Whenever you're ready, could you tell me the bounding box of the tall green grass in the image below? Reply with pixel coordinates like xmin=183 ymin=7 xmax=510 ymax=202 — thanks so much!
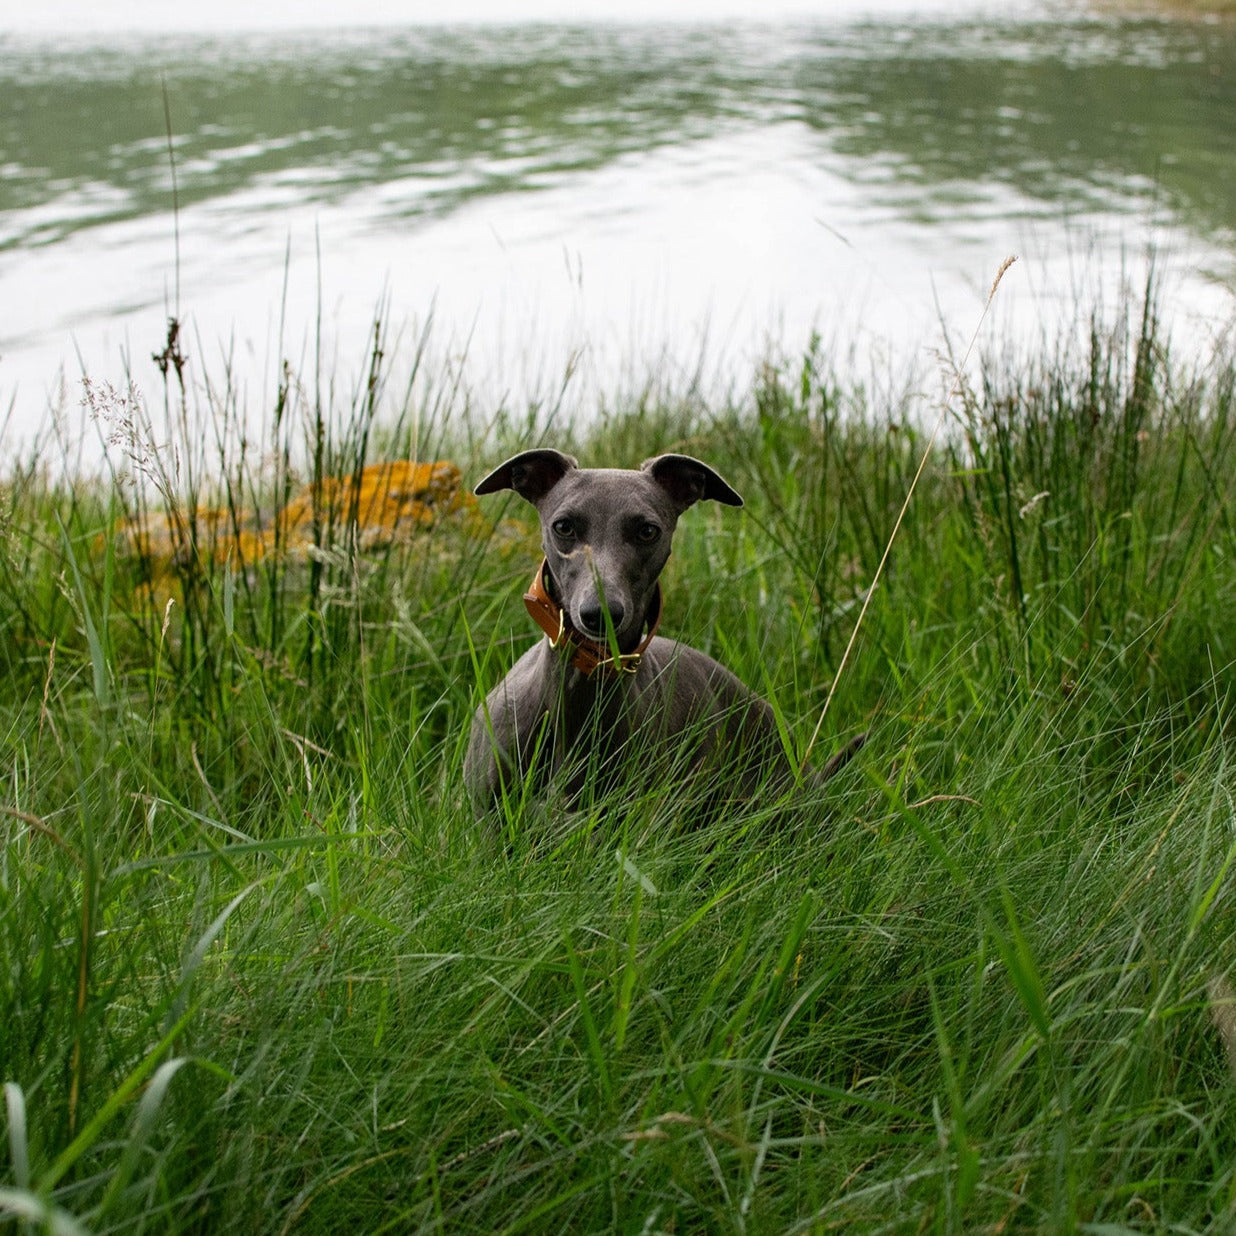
xmin=1 ymin=287 xmax=1233 ymax=1233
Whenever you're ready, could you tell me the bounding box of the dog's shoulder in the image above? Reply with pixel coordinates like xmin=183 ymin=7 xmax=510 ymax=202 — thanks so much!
xmin=639 ymin=636 xmax=769 ymax=711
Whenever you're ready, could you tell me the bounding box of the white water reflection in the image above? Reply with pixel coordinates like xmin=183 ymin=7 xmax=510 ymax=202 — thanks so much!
xmin=10 ymin=0 xmax=1046 ymax=34
xmin=2 ymin=9 xmax=1234 ymax=460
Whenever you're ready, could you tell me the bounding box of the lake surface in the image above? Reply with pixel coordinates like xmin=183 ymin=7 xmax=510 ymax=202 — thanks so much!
xmin=2 ymin=3 xmax=1235 ymax=454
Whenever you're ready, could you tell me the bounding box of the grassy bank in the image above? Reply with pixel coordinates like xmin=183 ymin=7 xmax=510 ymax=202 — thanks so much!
xmin=1103 ymin=1 xmax=1236 ymax=15
xmin=1 ymin=290 xmax=1234 ymax=1233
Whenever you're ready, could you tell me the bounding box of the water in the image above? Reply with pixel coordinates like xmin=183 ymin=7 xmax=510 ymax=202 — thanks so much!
xmin=2 ymin=5 xmax=1235 ymax=452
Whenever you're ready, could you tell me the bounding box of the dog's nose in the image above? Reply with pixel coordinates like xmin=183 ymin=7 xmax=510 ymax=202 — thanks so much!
xmin=578 ymin=600 xmax=624 ymax=638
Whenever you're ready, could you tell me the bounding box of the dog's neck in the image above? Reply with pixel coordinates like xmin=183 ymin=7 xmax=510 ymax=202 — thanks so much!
xmin=522 ymin=558 xmax=662 ymax=677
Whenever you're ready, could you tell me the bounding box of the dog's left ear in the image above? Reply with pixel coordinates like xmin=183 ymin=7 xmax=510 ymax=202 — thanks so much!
xmin=475 ymin=449 xmax=578 ymax=504
xmin=642 ymin=454 xmax=744 ymax=510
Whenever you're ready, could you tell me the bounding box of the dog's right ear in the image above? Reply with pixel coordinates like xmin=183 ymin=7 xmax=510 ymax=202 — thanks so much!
xmin=474 ymin=449 xmax=578 ymax=504
xmin=642 ymin=454 xmax=744 ymax=510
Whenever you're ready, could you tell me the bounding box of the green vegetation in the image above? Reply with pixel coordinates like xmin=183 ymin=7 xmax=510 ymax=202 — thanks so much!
xmin=1120 ymin=1 xmax=1236 ymax=15
xmin=1 ymin=288 xmax=1234 ymax=1233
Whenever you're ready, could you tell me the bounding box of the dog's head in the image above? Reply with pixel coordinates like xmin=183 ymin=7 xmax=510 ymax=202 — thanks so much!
xmin=475 ymin=450 xmax=742 ymax=651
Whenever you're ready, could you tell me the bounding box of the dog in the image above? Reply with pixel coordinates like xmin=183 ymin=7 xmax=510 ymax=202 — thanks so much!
xmin=464 ymin=449 xmax=862 ymax=814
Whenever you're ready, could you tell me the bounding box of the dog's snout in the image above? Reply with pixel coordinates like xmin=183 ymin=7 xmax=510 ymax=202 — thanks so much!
xmin=578 ymin=599 xmax=625 ymax=638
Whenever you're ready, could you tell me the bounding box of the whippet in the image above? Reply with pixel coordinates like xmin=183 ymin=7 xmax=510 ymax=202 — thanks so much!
xmin=464 ymin=449 xmax=862 ymax=814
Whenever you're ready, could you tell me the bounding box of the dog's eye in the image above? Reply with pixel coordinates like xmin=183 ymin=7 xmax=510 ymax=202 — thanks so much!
xmin=551 ymin=518 xmax=576 ymax=539
xmin=635 ymin=522 xmax=661 ymax=544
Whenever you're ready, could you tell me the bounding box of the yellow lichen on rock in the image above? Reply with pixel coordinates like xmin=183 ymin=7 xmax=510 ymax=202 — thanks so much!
xmin=282 ymin=460 xmax=475 ymax=552
xmin=115 ymin=460 xmax=479 ymax=582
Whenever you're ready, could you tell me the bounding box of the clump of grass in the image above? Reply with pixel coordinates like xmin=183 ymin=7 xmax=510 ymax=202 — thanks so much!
xmin=0 ymin=280 xmax=1233 ymax=1232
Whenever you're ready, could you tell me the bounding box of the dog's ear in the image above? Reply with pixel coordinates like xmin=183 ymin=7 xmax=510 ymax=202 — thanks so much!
xmin=642 ymin=454 xmax=743 ymax=510
xmin=475 ymin=449 xmax=578 ymax=504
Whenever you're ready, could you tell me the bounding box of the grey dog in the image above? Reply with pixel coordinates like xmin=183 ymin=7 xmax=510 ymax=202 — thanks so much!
xmin=464 ymin=449 xmax=862 ymax=814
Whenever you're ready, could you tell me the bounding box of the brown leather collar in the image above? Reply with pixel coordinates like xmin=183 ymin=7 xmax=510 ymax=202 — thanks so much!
xmin=523 ymin=558 xmax=662 ymax=676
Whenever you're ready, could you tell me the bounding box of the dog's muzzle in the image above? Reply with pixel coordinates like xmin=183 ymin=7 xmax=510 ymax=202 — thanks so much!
xmin=522 ymin=558 xmax=662 ymax=676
